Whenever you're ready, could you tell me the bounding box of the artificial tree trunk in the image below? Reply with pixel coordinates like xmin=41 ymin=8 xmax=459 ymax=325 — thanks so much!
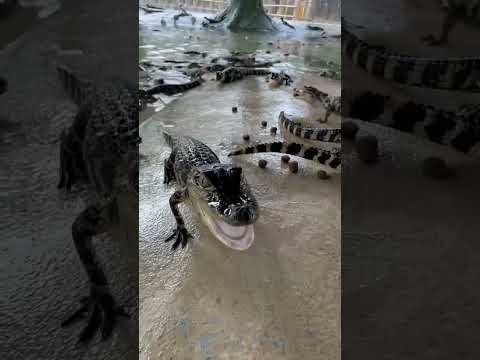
xmin=207 ymin=0 xmax=277 ymax=32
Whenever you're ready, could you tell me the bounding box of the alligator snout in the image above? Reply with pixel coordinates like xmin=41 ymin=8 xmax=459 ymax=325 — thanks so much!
xmin=224 ymin=204 xmax=257 ymax=225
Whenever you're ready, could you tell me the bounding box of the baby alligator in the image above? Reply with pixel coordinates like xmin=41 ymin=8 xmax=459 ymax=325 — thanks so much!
xmin=140 ymin=75 xmax=204 ymax=96
xmin=163 ymin=133 xmax=259 ymax=250
xmin=279 ymin=111 xmax=341 ymax=143
xmin=216 ymin=67 xmax=271 ymax=83
xmin=293 ymin=86 xmax=341 ymax=123
xmin=228 ymin=140 xmax=341 ymax=169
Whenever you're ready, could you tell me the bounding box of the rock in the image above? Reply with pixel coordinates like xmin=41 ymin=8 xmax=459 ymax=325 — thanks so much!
xmin=242 ymin=134 xmax=250 ymax=141
xmin=422 ymin=157 xmax=452 ymax=179
xmin=289 ymin=161 xmax=299 ymax=173
xmin=355 ymin=135 xmax=378 ymax=163
xmin=270 ymin=126 xmax=277 ymax=134
xmin=317 ymin=170 xmax=330 ymax=180
xmin=342 ymin=121 xmax=359 ymax=139
xmin=281 ymin=155 xmax=290 ymax=163
xmin=232 ymin=107 xmax=238 ymax=113
xmin=261 ymin=120 xmax=268 ymax=127
xmin=258 ymin=159 xmax=268 ymax=168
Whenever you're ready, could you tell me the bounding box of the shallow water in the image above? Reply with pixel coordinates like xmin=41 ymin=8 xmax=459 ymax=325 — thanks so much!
xmin=139 ymin=10 xmax=341 ymax=360
xmin=139 ymin=9 xmax=341 ymax=114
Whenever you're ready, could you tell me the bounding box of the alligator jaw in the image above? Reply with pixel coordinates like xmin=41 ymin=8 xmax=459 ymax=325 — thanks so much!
xmin=192 ymin=194 xmax=255 ymax=251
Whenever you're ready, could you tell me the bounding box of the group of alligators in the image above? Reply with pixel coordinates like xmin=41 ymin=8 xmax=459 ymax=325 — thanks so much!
xmin=56 ymin=3 xmax=480 ymax=343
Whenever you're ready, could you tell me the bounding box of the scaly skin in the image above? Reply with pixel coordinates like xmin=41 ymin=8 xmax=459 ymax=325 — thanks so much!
xmin=279 ymin=111 xmax=341 ymax=143
xmin=140 ymin=75 xmax=204 ymax=96
xmin=342 ymin=19 xmax=480 ymax=91
xmin=343 ymin=89 xmax=480 ymax=154
xmin=163 ymin=133 xmax=259 ymax=250
xmin=228 ymin=140 xmax=341 ymax=169
xmin=57 ymin=64 xmax=139 ymax=343
xmin=216 ymin=67 xmax=272 ymax=83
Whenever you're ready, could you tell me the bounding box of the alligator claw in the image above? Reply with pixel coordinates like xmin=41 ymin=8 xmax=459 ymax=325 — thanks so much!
xmin=61 ymin=286 xmax=128 ymax=343
xmin=165 ymin=227 xmax=192 ymax=250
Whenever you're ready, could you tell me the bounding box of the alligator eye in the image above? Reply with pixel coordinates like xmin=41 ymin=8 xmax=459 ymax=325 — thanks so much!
xmin=224 ymin=208 xmax=232 ymax=216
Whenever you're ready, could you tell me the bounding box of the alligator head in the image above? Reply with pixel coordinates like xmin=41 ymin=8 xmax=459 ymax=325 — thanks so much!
xmin=187 ymin=163 xmax=259 ymax=250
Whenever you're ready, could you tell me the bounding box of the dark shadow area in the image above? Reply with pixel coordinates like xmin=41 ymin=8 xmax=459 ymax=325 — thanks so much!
xmin=342 ymin=0 xmax=480 ymax=359
xmin=1 ymin=1 xmax=138 ymax=359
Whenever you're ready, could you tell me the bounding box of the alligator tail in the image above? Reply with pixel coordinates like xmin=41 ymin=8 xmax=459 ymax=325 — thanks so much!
xmin=56 ymin=64 xmax=92 ymax=105
xmin=228 ymin=141 xmax=341 ymax=169
xmin=279 ymin=111 xmax=341 ymax=143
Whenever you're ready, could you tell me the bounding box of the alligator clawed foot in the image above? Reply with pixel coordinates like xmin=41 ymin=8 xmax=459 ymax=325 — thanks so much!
xmin=165 ymin=227 xmax=192 ymax=250
xmin=61 ymin=285 xmax=128 ymax=343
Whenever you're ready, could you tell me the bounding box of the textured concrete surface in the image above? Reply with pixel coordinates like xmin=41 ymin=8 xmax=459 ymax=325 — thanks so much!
xmin=139 ymin=12 xmax=341 ymax=360
xmin=342 ymin=1 xmax=480 ymax=359
xmin=1 ymin=1 xmax=138 ymax=359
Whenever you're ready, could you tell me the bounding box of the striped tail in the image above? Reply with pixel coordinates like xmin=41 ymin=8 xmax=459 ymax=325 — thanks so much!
xmin=228 ymin=141 xmax=341 ymax=169
xmin=342 ymin=21 xmax=480 ymax=91
xmin=56 ymin=64 xmax=93 ymax=105
xmin=279 ymin=111 xmax=341 ymax=143
xmin=344 ymin=90 xmax=480 ymax=154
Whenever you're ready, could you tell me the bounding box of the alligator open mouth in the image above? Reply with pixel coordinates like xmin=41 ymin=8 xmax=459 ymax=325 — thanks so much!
xmin=193 ymin=197 xmax=255 ymax=251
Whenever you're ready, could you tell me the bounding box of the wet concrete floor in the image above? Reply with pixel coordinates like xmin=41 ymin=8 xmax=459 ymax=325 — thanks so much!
xmin=139 ymin=10 xmax=341 ymax=360
xmin=343 ymin=0 xmax=480 ymax=358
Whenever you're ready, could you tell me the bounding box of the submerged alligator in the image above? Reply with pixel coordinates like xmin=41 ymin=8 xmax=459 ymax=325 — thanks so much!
xmin=216 ymin=67 xmax=272 ymax=83
xmin=343 ymin=89 xmax=480 ymax=155
xmin=163 ymin=133 xmax=259 ymax=251
xmin=140 ymin=74 xmax=204 ymax=96
xmin=57 ymin=65 xmax=139 ymax=342
xmin=342 ymin=19 xmax=480 ymax=91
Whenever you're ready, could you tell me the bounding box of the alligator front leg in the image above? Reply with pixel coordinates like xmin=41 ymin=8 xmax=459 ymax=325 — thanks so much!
xmin=61 ymin=205 xmax=127 ymax=343
xmin=165 ymin=189 xmax=192 ymax=250
xmin=422 ymin=11 xmax=457 ymax=46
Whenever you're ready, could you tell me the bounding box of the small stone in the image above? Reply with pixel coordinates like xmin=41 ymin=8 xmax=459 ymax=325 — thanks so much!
xmin=261 ymin=120 xmax=268 ymax=127
xmin=289 ymin=161 xmax=299 ymax=173
xmin=422 ymin=157 xmax=452 ymax=179
xmin=342 ymin=121 xmax=359 ymax=139
xmin=242 ymin=134 xmax=250 ymax=141
xmin=232 ymin=106 xmax=238 ymax=113
xmin=355 ymin=135 xmax=378 ymax=163
xmin=258 ymin=159 xmax=268 ymax=168
xmin=270 ymin=126 xmax=277 ymax=134
xmin=317 ymin=170 xmax=330 ymax=180
xmin=281 ymin=155 xmax=290 ymax=163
